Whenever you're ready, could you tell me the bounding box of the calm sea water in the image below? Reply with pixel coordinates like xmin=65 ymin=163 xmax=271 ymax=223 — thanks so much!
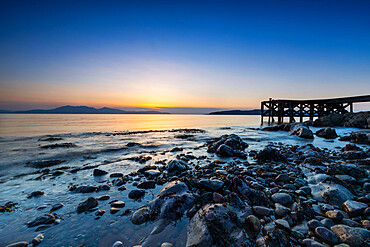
xmin=0 ymin=114 xmax=262 ymax=137
xmin=0 ymin=114 xmax=367 ymax=246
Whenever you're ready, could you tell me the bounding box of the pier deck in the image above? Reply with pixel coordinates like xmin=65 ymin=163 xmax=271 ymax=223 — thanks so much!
xmin=261 ymin=95 xmax=370 ymax=124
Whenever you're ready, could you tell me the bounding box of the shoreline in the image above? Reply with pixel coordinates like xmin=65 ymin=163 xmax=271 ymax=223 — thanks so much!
xmin=0 ymin=122 xmax=369 ymax=247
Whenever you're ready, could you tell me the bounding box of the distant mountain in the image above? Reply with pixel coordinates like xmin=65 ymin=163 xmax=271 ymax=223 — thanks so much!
xmin=208 ymin=109 xmax=261 ymax=115
xmin=0 ymin=105 xmax=170 ymax=114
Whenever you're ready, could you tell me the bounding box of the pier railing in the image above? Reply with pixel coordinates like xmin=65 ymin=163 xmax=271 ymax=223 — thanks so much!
xmin=261 ymin=95 xmax=370 ymax=124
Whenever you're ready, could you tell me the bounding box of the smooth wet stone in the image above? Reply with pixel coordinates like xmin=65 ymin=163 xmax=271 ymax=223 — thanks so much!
xmin=95 ymin=210 xmax=105 ymax=217
xmin=161 ymin=243 xmax=173 ymax=247
xmin=307 ymin=219 xmax=324 ymax=230
xmin=253 ymin=206 xmax=272 ymax=216
xmin=27 ymin=213 xmax=55 ymax=227
xmin=93 ymin=168 xmax=108 ymax=176
xmin=342 ymin=218 xmax=361 ymax=227
xmin=111 ymin=201 xmax=125 ymax=208
xmin=315 ymin=227 xmax=339 ymax=245
xmin=112 ymin=178 xmax=125 ymax=187
xmin=244 ymin=215 xmax=261 ymax=236
xmin=110 ymin=207 xmax=121 ymax=214
xmin=199 ymin=179 xmax=224 ymax=191
xmin=342 ymin=200 xmax=367 ymax=217
xmin=321 ymin=218 xmax=335 ymax=229
xmin=112 ymin=241 xmax=123 ymax=247
xmin=271 ymin=193 xmax=292 ymax=205
xmin=315 ymin=127 xmax=338 ymax=139
xmin=292 ymin=126 xmax=314 ymax=139
xmin=97 ymin=185 xmax=110 ymax=191
xmin=5 ymin=242 xmax=29 ymax=247
xmin=137 ymin=180 xmax=156 ymax=189
xmin=302 ymin=239 xmax=326 ymax=247
xmin=97 ymin=195 xmax=110 ymax=200
xmin=51 ymin=203 xmax=63 ymax=211
xmin=27 ymin=191 xmax=44 ymax=198
xmin=145 ymin=169 xmax=161 ymax=176
xmin=131 ymin=207 xmax=150 ymax=225
xmin=276 ymin=174 xmax=290 ymax=182
xmin=31 ymin=234 xmax=44 ymax=246
xmin=363 ymin=183 xmax=370 ymax=192
xmin=166 ymin=160 xmax=187 ymax=173
xmin=128 ymin=189 xmax=145 ymax=199
xmin=325 ymin=211 xmax=344 ymax=222
xmin=77 ymin=197 xmax=98 ymax=213
xmin=275 ymin=203 xmax=291 ymax=218
xmin=300 ymin=186 xmax=311 ymax=195
xmin=275 ymin=219 xmax=290 ymax=230
xmin=110 ymin=173 xmax=123 ymax=178
xmin=331 ymin=224 xmax=370 ymax=247
xmin=75 ymin=185 xmax=97 ymax=193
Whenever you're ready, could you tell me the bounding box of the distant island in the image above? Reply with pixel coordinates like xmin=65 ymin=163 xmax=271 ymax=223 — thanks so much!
xmin=208 ymin=109 xmax=261 ymax=115
xmin=0 ymin=105 xmax=170 ymax=114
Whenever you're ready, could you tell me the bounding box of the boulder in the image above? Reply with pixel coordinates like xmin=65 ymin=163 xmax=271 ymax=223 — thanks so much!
xmin=76 ymin=197 xmax=98 ymax=213
xmin=315 ymin=127 xmax=338 ymax=139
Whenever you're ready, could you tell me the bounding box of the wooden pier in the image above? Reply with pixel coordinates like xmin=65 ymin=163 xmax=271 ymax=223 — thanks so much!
xmin=261 ymin=95 xmax=370 ymax=124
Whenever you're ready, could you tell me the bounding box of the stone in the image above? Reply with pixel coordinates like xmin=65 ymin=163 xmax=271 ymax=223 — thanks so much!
xmin=95 ymin=210 xmax=105 ymax=217
xmin=307 ymin=219 xmax=324 ymax=230
xmin=111 ymin=201 xmax=125 ymax=208
xmin=199 ymin=179 xmax=224 ymax=191
xmin=51 ymin=203 xmax=63 ymax=211
xmin=97 ymin=185 xmax=110 ymax=191
xmin=275 ymin=203 xmax=291 ymax=218
xmin=97 ymin=195 xmax=110 ymax=200
xmin=137 ymin=180 xmax=156 ymax=189
xmin=363 ymin=182 xmax=370 ymax=192
xmin=292 ymin=127 xmax=314 ymax=139
xmin=315 ymin=128 xmax=338 ymax=139
xmin=302 ymin=239 xmax=326 ymax=247
xmin=112 ymin=241 xmax=123 ymax=247
xmin=275 ymin=219 xmax=290 ymax=230
xmin=31 ymin=234 xmax=44 ymax=246
xmin=128 ymin=189 xmax=145 ymax=199
xmin=253 ymin=206 xmax=272 ymax=217
xmin=131 ymin=207 xmax=150 ymax=225
xmin=212 ymin=192 xmax=224 ymax=203
xmin=244 ymin=215 xmax=261 ymax=236
xmin=271 ymin=193 xmax=292 ymax=205
xmin=321 ymin=218 xmax=335 ymax=229
xmin=145 ymin=169 xmax=161 ymax=176
xmin=27 ymin=214 xmax=55 ymax=227
xmin=331 ymin=224 xmax=370 ymax=247
xmin=276 ymin=174 xmax=290 ymax=182
xmin=342 ymin=200 xmax=367 ymax=217
xmin=315 ymin=227 xmax=339 ymax=245
xmin=161 ymin=243 xmax=173 ymax=247
xmin=27 ymin=191 xmax=44 ymax=198
xmin=325 ymin=211 xmax=344 ymax=222
xmin=110 ymin=207 xmax=121 ymax=214
xmin=93 ymin=168 xmax=108 ymax=176
xmin=5 ymin=242 xmax=29 ymax=247
xmin=77 ymin=197 xmax=98 ymax=213
xmin=166 ymin=160 xmax=187 ymax=173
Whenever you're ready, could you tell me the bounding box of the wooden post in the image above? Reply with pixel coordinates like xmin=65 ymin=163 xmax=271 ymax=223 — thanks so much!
xmin=309 ymin=103 xmax=314 ymax=121
xmin=350 ymin=103 xmax=353 ymax=113
xmin=289 ymin=102 xmax=294 ymax=123
xmin=260 ymin=102 xmax=264 ymax=123
xmin=299 ymin=103 xmax=303 ymax=122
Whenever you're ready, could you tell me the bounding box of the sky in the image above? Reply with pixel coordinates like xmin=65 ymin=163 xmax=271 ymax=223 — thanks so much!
xmin=0 ymin=0 xmax=369 ymax=113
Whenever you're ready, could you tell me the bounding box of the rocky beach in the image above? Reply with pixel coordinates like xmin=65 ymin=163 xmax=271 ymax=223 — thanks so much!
xmin=0 ymin=113 xmax=369 ymax=247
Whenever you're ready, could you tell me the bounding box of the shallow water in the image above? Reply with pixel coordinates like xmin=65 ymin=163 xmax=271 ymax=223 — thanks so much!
xmin=0 ymin=114 xmax=368 ymax=246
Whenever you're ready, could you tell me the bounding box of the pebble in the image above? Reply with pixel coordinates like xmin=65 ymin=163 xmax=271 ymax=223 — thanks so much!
xmin=51 ymin=203 xmax=64 ymax=211
xmin=111 ymin=201 xmax=125 ymax=208
xmin=93 ymin=168 xmax=108 ymax=176
xmin=31 ymin=234 xmax=44 ymax=246
xmin=253 ymin=206 xmax=272 ymax=216
xmin=307 ymin=219 xmax=324 ymax=230
xmin=128 ymin=189 xmax=145 ymax=199
xmin=97 ymin=195 xmax=110 ymax=200
xmin=314 ymin=227 xmax=339 ymax=245
xmin=137 ymin=180 xmax=156 ymax=189
xmin=342 ymin=200 xmax=367 ymax=217
xmin=4 ymin=242 xmax=29 ymax=247
xmin=112 ymin=241 xmax=123 ymax=247
xmin=199 ymin=179 xmax=224 ymax=191
xmin=275 ymin=219 xmax=290 ymax=230
xmin=331 ymin=224 xmax=370 ymax=247
xmin=302 ymin=238 xmax=326 ymax=247
xmin=325 ymin=211 xmax=344 ymax=222
xmin=77 ymin=197 xmax=98 ymax=213
xmin=244 ymin=215 xmax=261 ymax=235
xmin=161 ymin=243 xmax=173 ymax=247
xmin=271 ymin=192 xmax=292 ymax=205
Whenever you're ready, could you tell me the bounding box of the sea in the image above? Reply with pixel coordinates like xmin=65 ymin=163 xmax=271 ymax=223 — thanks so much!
xmin=0 ymin=114 xmax=368 ymax=246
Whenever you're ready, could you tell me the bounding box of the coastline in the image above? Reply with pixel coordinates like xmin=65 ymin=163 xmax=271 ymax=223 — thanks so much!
xmin=0 ymin=115 xmax=369 ymax=247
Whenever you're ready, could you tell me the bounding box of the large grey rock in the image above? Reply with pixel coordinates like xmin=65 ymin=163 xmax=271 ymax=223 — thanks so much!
xmin=199 ymin=179 xmax=224 ymax=191
xmin=342 ymin=200 xmax=367 ymax=217
xmin=166 ymin=160 xmax=187 ymax=173
xmin=76 ymin=197 xmax=98 ymax=213
xmin=315 ymin=127 xmax=338 ymax=139
xmin=271 ymin=193 xmax=292 ymax=205
xmin=291 ymin=126 xmax=314 ymax=139
xmin=186 ymin=204 xmax=248 ymax=247
xmin=331 ymin=224 xmax=370 ymax=247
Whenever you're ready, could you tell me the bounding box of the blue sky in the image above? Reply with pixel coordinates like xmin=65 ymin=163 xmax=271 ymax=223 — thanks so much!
xmin=0 ymin=0 xmax=369 ymax=113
